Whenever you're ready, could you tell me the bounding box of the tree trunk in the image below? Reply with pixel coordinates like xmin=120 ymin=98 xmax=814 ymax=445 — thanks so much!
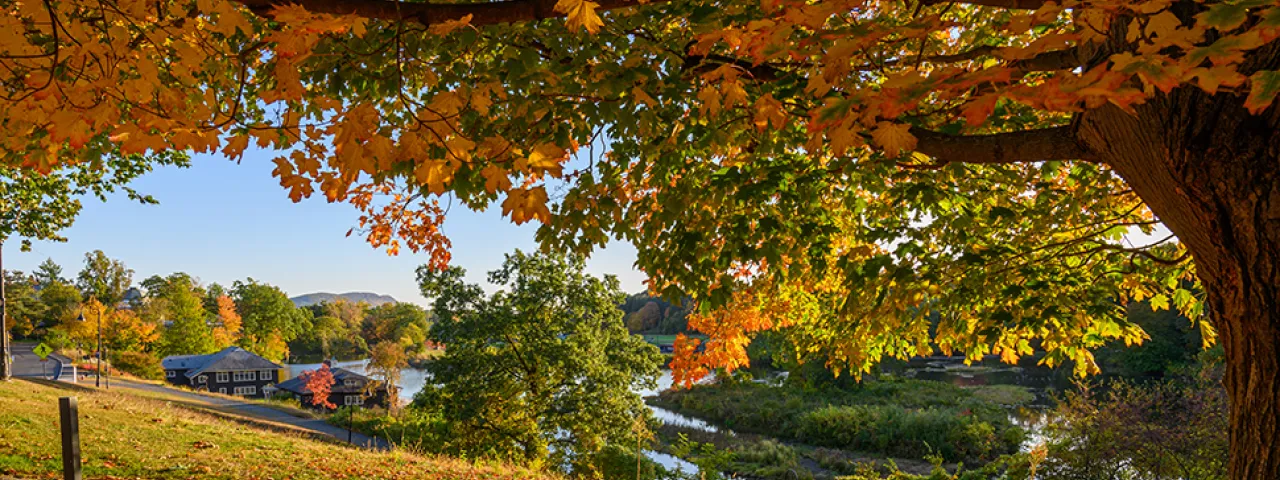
xmin=1076 ymin=65 xmax=1280 ymax=478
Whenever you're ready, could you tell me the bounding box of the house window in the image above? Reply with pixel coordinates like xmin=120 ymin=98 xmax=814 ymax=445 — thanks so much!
xmin=344 ymin=379 xmax=360 ymax=388
xmin=344 ymin=395 xmax=362 ymax=406
xmin=233 ymin=371 xmax=256 ymax=382
xmin=219 ymin=388 xmax=227 ymax=394
xmin=198 ymin=375 xmax=207 ymax=384
xmin=216 ymin=372 xmax=229 ymax=383
xmin=260 ymin=370 xmax=274 ymax=381
xmin=233 ymin=386 xmax=257 ymax=396
xmin=166 ymin=371 xmax=175 ymax=378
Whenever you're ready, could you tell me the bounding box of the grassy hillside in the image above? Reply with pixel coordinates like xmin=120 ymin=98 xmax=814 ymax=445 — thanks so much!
xmin=0 ymin=380 xmax=550 ymax=480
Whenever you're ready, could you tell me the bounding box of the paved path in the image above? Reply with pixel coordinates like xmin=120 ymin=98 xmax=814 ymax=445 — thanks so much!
xmin=110 ymin=379 xmax=390 ymax=450
xmin=10 ymin=343 xmax=388 ymax=450
xmin=9 ymin=342 xmax=61 ymax=378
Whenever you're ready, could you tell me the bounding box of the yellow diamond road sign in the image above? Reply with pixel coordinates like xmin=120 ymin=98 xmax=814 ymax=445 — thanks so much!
xmin=33 ymin=343 xmax=53 ymax=360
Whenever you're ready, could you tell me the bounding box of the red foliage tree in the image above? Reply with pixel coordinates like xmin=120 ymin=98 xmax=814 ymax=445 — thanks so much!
xmin=301 ymin=363 xmax=336 ymax=409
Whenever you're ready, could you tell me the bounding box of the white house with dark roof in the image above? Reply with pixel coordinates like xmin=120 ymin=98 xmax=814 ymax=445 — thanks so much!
xmin=161 ymin=347 xmax=282 ymax=398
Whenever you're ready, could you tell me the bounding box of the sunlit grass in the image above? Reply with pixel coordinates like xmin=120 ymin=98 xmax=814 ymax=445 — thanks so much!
xmin=0 ymin=379 xmax=553 ymax=479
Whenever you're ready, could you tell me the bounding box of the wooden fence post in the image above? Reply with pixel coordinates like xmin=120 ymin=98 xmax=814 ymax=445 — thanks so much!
xmin=59 ymin=397 xmax=81 ymax=480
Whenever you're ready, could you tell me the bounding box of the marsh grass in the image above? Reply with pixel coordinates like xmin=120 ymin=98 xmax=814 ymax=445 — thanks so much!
xmin=649 ymin=378 xmax=1027 ymax=463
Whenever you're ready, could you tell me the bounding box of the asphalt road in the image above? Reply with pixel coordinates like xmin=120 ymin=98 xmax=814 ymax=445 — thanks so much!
xmin=8 ymin=342 xmax=388 ymax=450
xmin=9 ymin=342 xmax=62 ymax=378
xmin=110 ymin=378 xmax=390 ymax=450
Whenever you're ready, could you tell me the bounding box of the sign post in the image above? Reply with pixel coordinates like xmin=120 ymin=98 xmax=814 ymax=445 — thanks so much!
xmin=59 ymin=397 xmax=82 ymax=480
xmin=34 ymin=343 xmax=53 ymax=380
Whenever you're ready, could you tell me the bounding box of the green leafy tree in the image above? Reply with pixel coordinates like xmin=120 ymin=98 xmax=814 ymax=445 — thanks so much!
xmin=141 ymin=273 xmax=206 ymax=301
xmin=367 ymin=340 xmax=407 ymax=411
xmin=414 ymin=251 xmax=661 ymax=474
xmin=231 ymin=279 xmax=310 ymax=355
xmin=38 ymin=281 xmax=82 ymax=332
xmin=76 ymin=250 xmax=134 ymax=307
xmin=1 ymin=153 xmax=186 ymax=379
xmin=361 ymin=302 xmax=430 ymax=352
xmin=157 ymin=280 xmax=217 ymax=357
xmin=1 ymin=271 xmax=42 ymax=339
xmin=33 ymin=259 xmax=64 ymax=289
xmin=203 ymin=282 xmax=228 ymax=317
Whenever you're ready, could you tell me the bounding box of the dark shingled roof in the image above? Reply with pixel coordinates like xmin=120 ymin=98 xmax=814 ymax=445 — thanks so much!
xmin=161 ymin=347 xmax=282 ymax=378
xmin=275 ymin=366 xmax=378 ymax=395
xmin=160 ymin=354 xmax=202 ymax=370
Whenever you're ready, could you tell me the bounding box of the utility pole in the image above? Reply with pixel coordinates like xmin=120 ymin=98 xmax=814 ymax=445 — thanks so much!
xmin=95 ymin=299 xmax=102 ymax=389
xmin=1 ymin=241 xmax=10 ymax=381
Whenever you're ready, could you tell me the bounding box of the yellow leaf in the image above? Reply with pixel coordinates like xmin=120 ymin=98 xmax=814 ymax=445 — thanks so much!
xmin=1183 ymin=66 xmax=1246 ymax=95
xmin=414 ymin=160 xmax=454 ymax=195
xmin=501 ymin=186 xmax=552 ymax=224
xmin=350 ymin=17 xmax=368 ymax=37
xmin=1144 ymin=11 xmax=1182 ymax=39
xmin=554 ymin=0 xmax=605 ymax=34
xmin=828 ymin=122 xmax=864 ymax=156
xmin=480 ymin=164 xmax=513 ymax=194
xmin=753 ymin=94 xmax=787 ymax=131
xmin=697 ymin=85 xmax=722 ymax=117
xmin=222 ymin=134 xmax=250 ymax=160
xmin=527 ymin=143 xmax=567 ymax=175
xmin=632 ymin=86 xmax=657 ymax=107
xmin=429 ymin=14 xmax=473 ymax=35
xmin=870 ymin=122 xmax=917 ymax=158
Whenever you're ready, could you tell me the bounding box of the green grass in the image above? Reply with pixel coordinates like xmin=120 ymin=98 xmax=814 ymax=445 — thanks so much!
xmin=0 ymin=379 xmax=553 ymax=480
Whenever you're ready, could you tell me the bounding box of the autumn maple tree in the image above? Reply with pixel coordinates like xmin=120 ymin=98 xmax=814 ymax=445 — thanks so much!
xmin=211 ymin=295 xmax=243 ymax=348
xmin=301 ymin=362 xmax=336 ymax=409
xmin=4 ymin=0 xmax=1280 ymax=475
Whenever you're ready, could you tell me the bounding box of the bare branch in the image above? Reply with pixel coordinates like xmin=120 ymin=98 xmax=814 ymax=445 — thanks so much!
xmin=234 ymin=0 xmax=666 ymax=26
xmin=911 ymin=125 xmax=1097 ymax=165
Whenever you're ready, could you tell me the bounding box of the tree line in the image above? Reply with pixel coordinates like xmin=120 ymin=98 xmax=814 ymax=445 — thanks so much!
xmin=2 ymin=250 xmax=433 ymax=378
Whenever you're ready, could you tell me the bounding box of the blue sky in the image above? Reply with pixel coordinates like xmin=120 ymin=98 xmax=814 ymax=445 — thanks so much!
xmin=5 ymin=149 xmax=647 ymax=305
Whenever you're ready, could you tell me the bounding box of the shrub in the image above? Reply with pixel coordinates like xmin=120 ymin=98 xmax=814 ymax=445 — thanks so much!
xmin=42 ymin=328 xmax=73 ymax=352
xmin=1038 ymin=372 xmax=1227 ymax=480
xmin=795 ymin=405 xmax=1014 ymax=463
xmin=591 ymin=444 xmax=693 ymax=480
xmin=111 ymin=351 xmax=163 ymax=380
xmin=332 ymin=407 xmax=449 ymax=454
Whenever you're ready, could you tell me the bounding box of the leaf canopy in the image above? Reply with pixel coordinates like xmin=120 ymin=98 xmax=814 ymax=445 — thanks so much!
xmin=3 ymin=0 xmax=1272 ymax=375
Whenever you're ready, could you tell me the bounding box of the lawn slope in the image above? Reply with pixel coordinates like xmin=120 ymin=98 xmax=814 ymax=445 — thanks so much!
xmin=0 ymin=380 xmax=551 ymax=480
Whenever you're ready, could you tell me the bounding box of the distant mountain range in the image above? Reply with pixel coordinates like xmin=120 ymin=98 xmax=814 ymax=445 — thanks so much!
xmin=290 ymin=292 xmax=398 ymax=307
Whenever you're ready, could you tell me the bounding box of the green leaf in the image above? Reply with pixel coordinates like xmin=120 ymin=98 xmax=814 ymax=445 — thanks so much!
xmin=1246 ymin=70 xmax=1280 ymax=114
xmin=1149 ymin=293 xmax=1170 ymax=311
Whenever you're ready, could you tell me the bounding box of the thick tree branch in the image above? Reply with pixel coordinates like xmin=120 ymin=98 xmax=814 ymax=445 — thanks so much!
xmin=234 ymin=0 xmax=665 ymax=26
xmin=1011 ymin=47 xmax=1086 ymax=71
xmin=911 ymin=125 xmax=1097 ymax=165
